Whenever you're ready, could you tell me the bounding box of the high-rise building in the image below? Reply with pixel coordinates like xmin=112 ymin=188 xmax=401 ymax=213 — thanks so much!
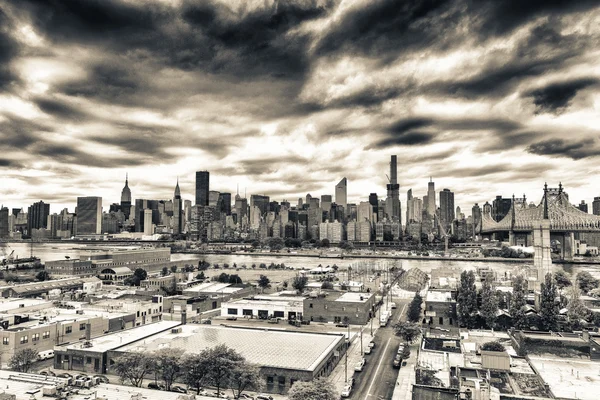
xmin=577 ymin=200 xmax=588 ymax=213
xmin=492 ymin=196 xmax=512 ymax=222
xmin=208 ymin=190 xmax=220 ymax=207
xmin=0 ymin=207 xmax=9 ymax=238
xmin=195 ymin=171 xmax=210 ymax=206
xmin=143 ymin=209 xmax=153 ymax=235
xmin=593 ymin=197 xmax=600 ymax=216
xmin=357 ymin=201 xmax=373 ymax=223
xmin=321 ymin=195 xmax=332 ymax=215
xmin=439 ymin=188 xmax=455 ymax=229
xmin=426 ymin=178 xmax=436 ymax=216
xmin=368 ymin=193 xmax=378 ymax=221
xmin=173 ymin=179 xmax=183 ymax=235
xmin=472 ymin=203 xmax=482 ymax=238
xmin=76 ymin=197 xmax=102 ymax=235
xmin=407 ymin=194 xmax=423 ymax=223
xmin=27 ymin=200 xmax=50 ymax=233
xmin=335 ymin=178 xmax=347 ymax=209
xmin=120 ymin=174 xmax=132 ymax=220
xmin=385 ymin=155 xmax=401 ymax=223
xmin=219 ymin=193 xmax=232 ymax=215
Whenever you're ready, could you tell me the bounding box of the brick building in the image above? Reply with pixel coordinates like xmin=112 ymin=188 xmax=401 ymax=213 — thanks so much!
xmin=424 ymin=290 xmax=458 ymax=328
xmin=303 ymin=291 xmax=375 ymax=325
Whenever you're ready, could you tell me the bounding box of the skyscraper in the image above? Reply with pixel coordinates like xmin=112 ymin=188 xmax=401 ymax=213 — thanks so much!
xmin=369 ymin=193 xmax=378 ymax=221
xmin=173 ymin=179 xmax=183 ymax=235
xmin=27 ymin=200 xmax=50 ymax=233
xmin=439 ymin=188 xmax=455 ymax=229
xmin=385 ymin=155 xmax=401 ymax=223
xmin=577 ymin=200 xmax=588 ymax=213
xmin=219 ymin=193 xmax=232 ymax=215
xmin=0 ymin=207 xmax=9 ymax=238
xmin=472 ymin=203 xmax=482 ymax=237
xmin=593 ymin=197 xmax=600 ymax=216
xmin=426 ymin=177 xmax=436 ymax=216
xmin=335 ymin=178 xmax=347 ymax=209
xmin=195 ymin=171 xmax=209 ymax=206
xmin=120 ymin=174 xmax=132 ymax=220
xmin=321 ymin=195 xmax=332 ymax=215
xmin=76 ymin=197 xmax=102 ymax=235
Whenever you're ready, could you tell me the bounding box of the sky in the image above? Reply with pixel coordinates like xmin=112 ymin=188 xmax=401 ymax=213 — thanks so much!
xmin=1 ymin=0 xmax=599 ymax=215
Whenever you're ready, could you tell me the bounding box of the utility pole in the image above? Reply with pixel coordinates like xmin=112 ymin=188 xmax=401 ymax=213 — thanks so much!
xmin=345 ymin=324 xmax=349 ymax=383
xmin=360 ymin=326 xmax=363 ymax=355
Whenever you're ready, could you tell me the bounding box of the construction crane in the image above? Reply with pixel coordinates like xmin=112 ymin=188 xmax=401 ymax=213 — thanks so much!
xmin=1 ymin=246 xmax=14 ymax=265
xmin=435 ymin=210 xmax=449 ymax=256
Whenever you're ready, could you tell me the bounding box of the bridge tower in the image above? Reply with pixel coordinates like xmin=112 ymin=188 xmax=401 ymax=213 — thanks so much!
xmin=508 ymin=194 xmax=516 ymax=246
xmin=533 ymin=183 xmax=552 ymax=291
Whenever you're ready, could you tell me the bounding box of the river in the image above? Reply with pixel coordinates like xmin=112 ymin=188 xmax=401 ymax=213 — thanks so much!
xmin=3 ymin=241 xmax=598 ymax=280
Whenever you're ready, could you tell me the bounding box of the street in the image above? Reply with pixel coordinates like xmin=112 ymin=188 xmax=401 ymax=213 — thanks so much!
xmin=348 ymin=300 xmax=408 ymax=400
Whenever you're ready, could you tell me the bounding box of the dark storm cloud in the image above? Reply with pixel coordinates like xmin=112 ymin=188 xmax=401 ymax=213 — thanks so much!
xmin=34 ymin=96 xmax=90 ymax=121
xmin=0 ymin=159 xmax=23 ymax=168
xmin=0 ymin=116 xmax=49 ymax=148
xmin=369 ymin=132 xmax=434 ymax=149
xmin=0 ymin=8 xmax=20 ymax=90
xmin=525 ymin=78 xmax=599 ymax=115
xmin=527 ymin=139 xmax=600 ymax=160
xmin=237 ymin=156 xmax=308 ymax=176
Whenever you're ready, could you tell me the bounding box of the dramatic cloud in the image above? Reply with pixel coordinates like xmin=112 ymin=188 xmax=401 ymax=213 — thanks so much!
xmin=0 ymin=0 xmax=599 ymax=212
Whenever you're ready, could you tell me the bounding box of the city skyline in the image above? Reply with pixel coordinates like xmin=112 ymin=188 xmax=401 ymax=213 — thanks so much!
xmin=1 ymin=1 xmax=599 ymax=212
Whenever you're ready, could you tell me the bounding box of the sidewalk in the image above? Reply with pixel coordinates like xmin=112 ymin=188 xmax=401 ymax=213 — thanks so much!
xmin=391 ymin=336 xmax=420 ymax=400
xmin=329 ymin=319 xmax=380 ymax=393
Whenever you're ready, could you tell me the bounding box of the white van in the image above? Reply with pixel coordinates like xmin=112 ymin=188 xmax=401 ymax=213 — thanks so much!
xmin=37 ymin=350 xmax=54 ymax=361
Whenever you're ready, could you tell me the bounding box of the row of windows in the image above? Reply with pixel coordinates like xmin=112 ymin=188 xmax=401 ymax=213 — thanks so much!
xmin=3 ymin=330 xmax=52 ymax=345
xmin=308 ymin=303 xmax=360 ymax=312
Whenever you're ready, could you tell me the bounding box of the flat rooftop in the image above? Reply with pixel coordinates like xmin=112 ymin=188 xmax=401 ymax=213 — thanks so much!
xmin=119 ymin=324 xmax=345 ymax=372
xmin=58 ymin=320 xmax=180 ymax=353
xmin=528 ymin=356 xmax=600 ymax=400
xmin=426 ymin=291 xmax=455 ymax=302
xmin=334 ymin=292 xmax=372 ymax=303
xmin=0 ymin=298 xmax=51 ymax=313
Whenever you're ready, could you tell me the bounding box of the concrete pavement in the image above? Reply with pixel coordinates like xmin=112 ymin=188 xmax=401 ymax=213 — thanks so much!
xmin=391 ymin=337 xmax=420 ymax=400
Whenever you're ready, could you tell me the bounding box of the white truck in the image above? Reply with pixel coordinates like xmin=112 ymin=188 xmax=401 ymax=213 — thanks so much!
xmin=380 ymin=310 xmax=390 ymax=327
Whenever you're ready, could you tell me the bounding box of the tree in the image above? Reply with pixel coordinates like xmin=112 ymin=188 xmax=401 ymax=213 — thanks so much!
xmin=198 ymin=261 xmax=210 ymax=271
xmin=417 ymin=368 xmax=444 ymax=387
xmin=123 ymin=276 xmax=141 ymax=286
xmin=554 ymin=271 xmax=572 ymax=290
xmin=133 ymin=268 xmax=148 ymax=281
xmin=229 ymin=362 xmax=263 ymax=399
xmin=510 ymin=275 xmax=528 ymax=329
xmin=196 ymin=271 xmax=205 ymax=280
xmin=205 ymin=345 xmax=244 ymax=397
xmin=577 ymin=271 xmax=599 ymax=293
xmin=567 ymin=284 xmax=589 ymax=328
xmin=257 ymin=275 xmax=271 ymax=293
xmin=480 ymin=276 xmax=499 ymax=329
xmin=170 ymin=265 xmax=178 ymax=273
xmin=288 ymin=378 xmax=337 ymax=400
xmin=320 ymin=238 xmax=330 ymax=248
xmin=401 ymin=346 xmax=411 ymax=360
xmin=321 ymin=281 xmax=334 ymax=289
xmin=8 ymin=348 xmax=38 ymax=372
xmin=539 ymin=273 xmax=559 ymax=331
xmin=161 ymin=266 xmax=169 ymax=276
xmin=182 ymin=352 xmax=210 ymax=394
xmin=114 ymin=352 xmax=154 ymax=387
xmin=36 ymin=270 xmax=51 ymax=281
xmin=217 ymin=273 xmax=230 ymax=283
xmin=407 ymin=293 xmax=423 ymax=323
xmin=394 ymin=321 xmax=421 ymax=343
xmin=457 ymin=270 xmax=478 ymax=328
xmin=480 ymin=341 xmax=506 ymax=352
xmin=292 ymin=275 xmax=309 ymax=292
xmin=228 ymin=274 xmax=242 ymax=284
xmin=153 ymin=348 xmax=184 ymax=391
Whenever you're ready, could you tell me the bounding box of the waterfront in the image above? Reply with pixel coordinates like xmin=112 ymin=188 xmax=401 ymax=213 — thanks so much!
xmin=4 ymin=241 xmax=600 ymax=280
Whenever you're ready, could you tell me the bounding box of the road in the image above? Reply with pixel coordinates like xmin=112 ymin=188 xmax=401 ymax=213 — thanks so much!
xmin=349 ymin=300 xmax=408 ymax=400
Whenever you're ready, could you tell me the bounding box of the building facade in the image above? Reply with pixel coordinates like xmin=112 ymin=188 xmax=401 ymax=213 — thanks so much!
xmin=76 ymin=197 xmax=102 ymax=235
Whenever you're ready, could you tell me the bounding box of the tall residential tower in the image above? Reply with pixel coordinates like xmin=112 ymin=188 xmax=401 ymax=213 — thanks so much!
xmin=385 ymin=155 xmax=401 ymax=223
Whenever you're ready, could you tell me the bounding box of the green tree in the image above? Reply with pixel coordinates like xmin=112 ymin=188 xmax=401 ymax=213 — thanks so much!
xmin=554 ymin=271 xmax=572 ymax=290
xmin=257 ymin=275 xmax=271 ymax=293
xmin=480 ymin=341 xmax=506 ymax=352
xmin=153 ymin=348 xmax=184 ymax=390
xmin=457 ymin=270 xmax=478 ymax=328
xmin=36 ymin=270 xmax=51 ymax=281
xmin=288 ymin=378 xmax=337 ymax=400
xmin=133 ymin=268 xmax=148 ymax=281
xmin=8 ymin=348 xmax=38 ymax=372
xmin=205 ymin=345 xmax=244 ymax=397
xmin=407 ymin=293 xmax=423 ymax=323
xmin=229 ymin=362 xmax=263 ymax=399
xmin=292 ymin=275 xmax=309 ymax=292
xmin=182 ymin=352 xmax=210 ymax=394
xmin=510 ymin=275 xmax=528 ymax=329
xmin=539 ymin=273 xmax=559 ymax=331
xmin=577 ymin=271 xmax=599 ymax=293
xmin=480 ymin=276 xmax=498 ymax=329
xmin=393 ymin=321 xmax=421 ymax=343
xmin=114 ymin=352 xmax=154 ymax=387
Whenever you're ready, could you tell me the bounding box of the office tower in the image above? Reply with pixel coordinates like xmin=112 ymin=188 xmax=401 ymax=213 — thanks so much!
xmin=321 ymin=195 xmax=332 ymax=215
xmin=120 ymin=174 xmax=132 ymax=220
xmin=27 ymin=200 xmax=50 ymax=233
xmin=0 ymin=207 xmax=8 ymax=238
xmin=426 ymin=177 xmax=436 ymax=216
xmin=297 ymin=198 xmax=303 ymax=208
xmin=208 ymin=190 xmax=220 ymax=207
xmin=492 ymin=196 xmax=512 ymax=222
xmin=385 ymin=155 xmax=401 ymax=222
xmin=347 ymin=204 xmax=357 ymax=221
xmin=335 ymin=178 xmax=347 ymax=209
xmin=439 ymin=188 xmax=455 ymax=229
xmin=407 ymin=194 xmax=423 ymax=223
xmin=219 ymin=193 xmax=232 ymax=215
xmin=269 ymin=201 xmax=280 ymax=214
xmin=143 ymin=209 xmax=153 ymax=235
xmin=406 ymin=189 xmax=412 ymax=226
xmin=309 ymin=197 xmax=320 ymax=209
xmin=76 ymin=197 xmax=102 ymax=235
xmin=184 ymin=200 xmax=192 ymax=232
xmin=195 ymin=171 xmax=210 ymax=206
xmin=306 ymin=194 xmax=312 ymax=205
xmin=250 ymin=195 xmax=270 ymax=215
xmin=472 ymin=203 xmax=481 ymax=237
xmin=173 ymin=179 xmax=183 ymax=235
xmin=577 ymin=201 xmax=588 ymax=213
xmin=357 ymin=201 xmax=373 ymax=223
xmin=369 ymin=193 xmax=378 ymax=221
xmin=593 ymin=197 xmax=600 ymax=216
xmin=235 ymin=197 xmax=248 ymax=227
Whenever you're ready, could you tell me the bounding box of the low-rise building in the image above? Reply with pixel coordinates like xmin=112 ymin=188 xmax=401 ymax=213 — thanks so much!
xmin=221 ymin=295 xmax=304 ymax=320
xmin=45 ymin=259 xmax=96 ymax=278
xmin=0 ymin=277 xmax=102 ymax=298
xmin=303 ymin=291 xmax=374 ymax=325
xmin=424 ymin=290 xmax=457 ymax=328
xmin=163 ymin=295 xmax=220 ymax=322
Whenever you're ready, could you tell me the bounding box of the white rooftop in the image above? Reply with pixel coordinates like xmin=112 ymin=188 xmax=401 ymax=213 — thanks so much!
xmin=426 ymin=291 xmax=455 ymax=302
xmin=335 ymin=292 xmax=372 ymax=303
xmin=529 ymin=356 xmax=600 ymax=400
xmin=119 ymin=324 xmax=345 ymax=372
xmin=0 ymin=298 xmax=51 ymax=313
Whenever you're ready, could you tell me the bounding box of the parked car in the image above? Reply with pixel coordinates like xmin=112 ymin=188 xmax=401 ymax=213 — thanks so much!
xmin=256 ymin=394 xmax=273 ymax=400
xmin=364 ymin=346 xmax=372 ymax=355
xmin=237 ymin=394 xmax=254 ymax=400
xmin=368 ymin=341 xmax=376 ymax=349
xmin=341 ymin=384 xmax=352 ymax=398
xmin=202 ymin=319 xmax=212 ymax=324
xmin=397 ymin=344 xmax=405 ymax=354
xmin=148 ymin=382 xmax=165 ymax=390
xmin=390 ymin=302 xmax=397 ymax=309
xmin=354 ymin=358 xmax=366 ymax=372
xmin=93 ymin=375 xmax=110 ymax=384
xmin=335 ymin=323 xmax=349 ymax=328
xmin=393 ymin=355 xmax=402 ymax=368
xmin=226 ymin=316 xmax=238 ymax=321
xmin=348 ymin=378 xmax=355 ymax=387
xmin=57 ymin=373 xmax=72 ymax=379
xmin=171 ymin=386 xmax=187 ymax=393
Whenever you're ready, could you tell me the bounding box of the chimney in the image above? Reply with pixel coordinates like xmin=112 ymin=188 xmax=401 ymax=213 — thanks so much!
xmin=181 ymin=310 xmax=187 ymax=325
xmin=85 ymin=323 xmax=92 ymax=340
